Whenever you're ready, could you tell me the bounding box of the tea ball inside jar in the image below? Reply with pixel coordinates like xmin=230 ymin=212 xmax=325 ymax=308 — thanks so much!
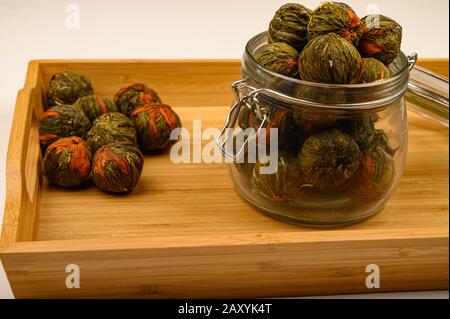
xmin=238 ymin=104 xmax=305 ymax=155
xmin=361 ymin=58 xmax=390 ymax=83
xmin=268 ymin=3 xmax=312 ymax=52
xmin=256 ymin=42 xmax=300 ymax=78
xmin=299 ymin=129 xmax=361 ymax=189
xmin=344 ymin=143 xmax=395 ymax=202
xmin=358 ymin=15 xmax=402 ymax=66
xmin=307 ymin=2 xmax=362 ymax=46
xmin=251 ymin=152 xmax=303 ymax=202
xmin=298 ymin=33 xmax=364 ymax=84
xmin=339 ymin=114 xmax=378 ymax=149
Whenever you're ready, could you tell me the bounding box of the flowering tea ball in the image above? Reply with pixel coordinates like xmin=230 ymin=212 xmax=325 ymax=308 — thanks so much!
xmin=47 ymin=72 xmax=94 ymax=107
xmin=238 ymin=105 xmax=305 ymax=154
xmin=86 ymin=112 xmax=137 ymax=153
xmin=131 ymin=104 xmax=181 ymax=152
xmin=293 ymin=109 xmax=337 ymax=133
xmin=256 ymin=42 xmax=300 ymax=77
xmin=340 ymin=114 xmax=377 ymax=148
xmin=299 ymin=129 xmax=360 ymax=189
xmin=74 ymin=95 xmax=118 ymax=122
xmin=345 ymin=145 xmax=395 ymax=202
xmin=43 ymin=136 xmax=92 ymax=187
xmin=39 ymin=105 xmax=91 ymax=151
xmin=268 ymin=3 xmax=312 ymax=52
xmin=114 ymin=83 xmax=162 ymax=116
xmin=361 ymin=58 xmax=390 ymax=83
xmin=232 ymin=133 xmax=256 ymax=179
xmin=92 ymin=142 xmax=144 ymax=193
xmin=372 ymin=129 xmax=397 ymax=156
xmin=358 ymin=15 xmax=402 ymax=66
xmin=298 ymin=33 xmax=364 ymax=84
xmin=307 ymin=2 xmax=362 ymax=46
xmin=251 ymin=153 xmax=302 ymax=202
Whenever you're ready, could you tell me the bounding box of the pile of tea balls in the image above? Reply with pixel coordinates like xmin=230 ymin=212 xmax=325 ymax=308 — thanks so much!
xmin=39 ymin=71 xmax=181 ymax=193
xmin=240 ymin=2 xmax=402 ymax=203
xmin=259 ymin=1 xmax=402 ymax=84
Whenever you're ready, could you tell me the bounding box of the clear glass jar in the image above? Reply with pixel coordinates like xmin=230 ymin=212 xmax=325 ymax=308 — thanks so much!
xmin=217 ymin=32 xmax=434 ymax=227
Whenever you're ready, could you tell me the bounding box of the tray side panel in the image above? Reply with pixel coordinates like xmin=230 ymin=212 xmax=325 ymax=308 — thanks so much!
xmin=2 ymin=237 xmax=448 ymax=298
xmin=1 ymin=83 xmax=43 ymax=248
xmin=37 ymin=60 xmax=241 ymax=108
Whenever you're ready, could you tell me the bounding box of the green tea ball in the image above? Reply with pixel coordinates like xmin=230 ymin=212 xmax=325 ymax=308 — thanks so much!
xmin=43 ymin=136 xmax=92 ymax=187
xmin=86 ymin=112 xmax=137 ymax=153
xmin=307 ymin=2 xmax=362 ymax=46
xmin=251 ymin=153 xmax=302 ymax=202
xmin=293 ymin=109 xmax=337 ymax=133
xmin=358 ymin=15 xmax=402 ymax=65
xmin=131 ymin=104 xmax=182 ymax=152
xmin=345 ymin=145 xmax=395 ymax=202
xmin=298 ymin=33 xmax=364 ymax=84
xmin=74 ymin=95 xmax=118 ymax=122
xmin=256 ymin=42 xmax=300 ymax=77
xmin=47 ymin=71 xmax=94 ymax=107
xmin=372 ymin=129 xmax=397 ymax=156
xmin=114 ymin=83 xmax=162 ymax=116
xmin=299 ymin=129 xmax=361 ymax=189
xmin=268 ymin=3 xmax=312 ymax=51
xmin=39 ymin=105 xmax=91 ymax=152
xmin=361 ymin=58 xmax=390 ymax=83
xmin=232 ymin=133 xmax=256 ymax=179
xmin=238 ymin=105 xmax=305 ymax=154
xmin=92 ymin=142 xmax=144 ymax=193
xmin=339 ymin=114 xmax=377 ymax=148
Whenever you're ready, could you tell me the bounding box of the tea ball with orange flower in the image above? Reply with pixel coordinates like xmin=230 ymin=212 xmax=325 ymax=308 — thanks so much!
xmin=47 ymin=71 xmax=94 ymax=107
xmin=39 ymin=105 xmax=91 ymax=152
xmin=73 ymin=95 xmax=118 ymax=122
xmin=298 ymin=33 xmax=364 ymax=84
xmin=114 ymin=83 xmax=162 ymax=116
xmin=358 ymin=15 xmax=402 ymax=66
xmin=43 ymin=136 xmax=92 ymax=187
xmin=92 ymin=142 xmax=144 ymax=193
xmin=256 ymin=42 xmax=300 ymax=78
xmin=307 ymin=2 xmax=362 ymax=46
xmin=131 ymin=104 xmax=182 ymax=152
xmin=86 ymin=112 xmax=137 ymax=153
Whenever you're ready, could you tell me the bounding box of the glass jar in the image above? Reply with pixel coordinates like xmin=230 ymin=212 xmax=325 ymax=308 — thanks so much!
xmin=217 ymin=32 xmax=447 ymax=227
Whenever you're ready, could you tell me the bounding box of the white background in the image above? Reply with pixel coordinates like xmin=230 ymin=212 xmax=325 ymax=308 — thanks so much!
xmin=0 ymin=0 xmax=448 ymax=299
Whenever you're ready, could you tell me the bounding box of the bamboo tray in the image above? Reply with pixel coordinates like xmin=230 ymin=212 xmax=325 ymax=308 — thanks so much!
xmin=1 ymin=60 xmax=448 ymax=298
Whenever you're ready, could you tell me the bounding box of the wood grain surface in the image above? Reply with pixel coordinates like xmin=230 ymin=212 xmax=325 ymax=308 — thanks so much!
xmin=0 ymin=59 xmax=448 ymax=298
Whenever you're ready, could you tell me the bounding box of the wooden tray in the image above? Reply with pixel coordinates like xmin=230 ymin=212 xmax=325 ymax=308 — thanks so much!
xmin=1 ymin=60 xmax=448 ymax=298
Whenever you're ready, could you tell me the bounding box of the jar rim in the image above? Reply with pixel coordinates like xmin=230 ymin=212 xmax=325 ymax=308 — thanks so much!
xmin=245 ymin=31 xmax=409 ymax=89
xmin=241 ymin=32 xmax=410 ymax=110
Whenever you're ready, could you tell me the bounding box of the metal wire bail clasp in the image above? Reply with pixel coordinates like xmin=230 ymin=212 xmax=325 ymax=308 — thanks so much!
xmin=216 ymin=79 xmax=268 ymax=161
xmin=407 ymin=52 xmax=418 ymax=71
